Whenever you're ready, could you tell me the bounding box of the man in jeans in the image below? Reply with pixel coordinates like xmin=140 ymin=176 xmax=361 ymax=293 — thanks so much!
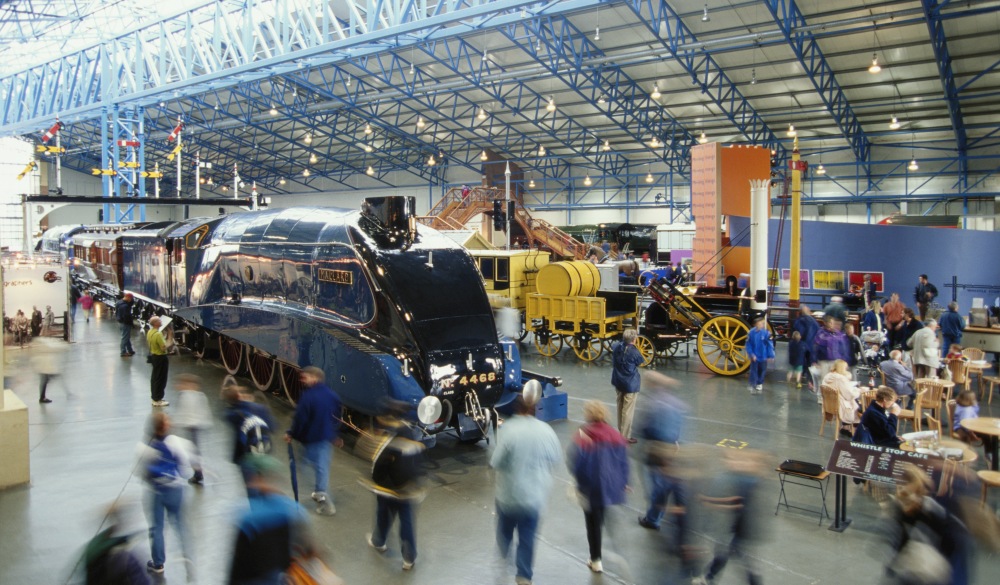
xmin=491 ymin=396 xmax=562 ymax=585
xmin=116 ymin=293 xmax=135 ymax=357
xmin=285 ymin=366 xmax=341 ymax=515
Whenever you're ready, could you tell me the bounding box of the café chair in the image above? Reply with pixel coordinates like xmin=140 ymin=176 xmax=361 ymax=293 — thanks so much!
xmin=819 ymin=385 xmax=840 ymax=437
xmin=976 ymin=470 xmax=1000 ymax=508
xmin=946 ymin=400 xmax=961 ymax=440
xmin=924 ymin=414 xmax=942 ymax=438
xmin=963 ymin=347 xmax=987 ymax=396
xmin=898 ymin=389 xmax=927 ymax=434
xmin=860 ymin=389 xmax=878 ymax=413
xmin=947 ymin=358 xmax=970 ymax=393
xmin=983 ymin=375 xmax=1000 ymax=406
xmin=916 ymin=379 xmax=944 ymax=422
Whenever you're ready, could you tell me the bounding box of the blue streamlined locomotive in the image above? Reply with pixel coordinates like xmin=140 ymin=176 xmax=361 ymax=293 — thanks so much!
xmin=73 ymin=196 xmax=527 ymax=441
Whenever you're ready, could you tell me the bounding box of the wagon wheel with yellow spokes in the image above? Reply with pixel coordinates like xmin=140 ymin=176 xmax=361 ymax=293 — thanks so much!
xmin=534 ymin=328 xmax=563 ymax=357
xmin=572 ymin=332 xmax=603 ymax=362
xmin=635 ymin=334 xmax=656 ymax=367
xmin=697 ymin=315 xmax=751 ymax=376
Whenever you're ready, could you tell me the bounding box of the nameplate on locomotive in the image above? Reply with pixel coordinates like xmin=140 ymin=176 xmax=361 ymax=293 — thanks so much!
xmin=318 ymin=268 xmax=352 ymax=285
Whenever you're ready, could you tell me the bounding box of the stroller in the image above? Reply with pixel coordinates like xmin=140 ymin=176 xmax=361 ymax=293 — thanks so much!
xmin=855 ymin=329 xmax=888 ymax=386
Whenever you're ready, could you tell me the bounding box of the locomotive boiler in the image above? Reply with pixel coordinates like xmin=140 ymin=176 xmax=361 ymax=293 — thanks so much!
xmin=73 ymin=196 xmax=523 ymax=441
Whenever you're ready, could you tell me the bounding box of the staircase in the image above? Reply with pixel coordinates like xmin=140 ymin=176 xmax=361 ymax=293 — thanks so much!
xmin=417 ymin=186 xmax=588 ymax=259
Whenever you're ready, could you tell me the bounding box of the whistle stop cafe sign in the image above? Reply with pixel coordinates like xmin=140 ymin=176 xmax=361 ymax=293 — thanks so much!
xmin=825 ymin=440 xmax=937 ymax=484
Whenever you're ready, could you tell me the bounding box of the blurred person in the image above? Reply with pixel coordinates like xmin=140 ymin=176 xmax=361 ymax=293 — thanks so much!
xmin=822 ymin=359 xmax=861 ymax=438
xmin=845 ymin=323 xmax=864 ymax=367
xmin=909 ymin=318 xmax=939 ymax=379
xmin=880 ymin=350 xmax=915 ymax=408
xmin=31 ymin=305 xmax=43 ymax=337
xmin=70 ymin=286 xmax=80 ymax=321
xmin=887 ymin=464 xmax=969 ymax=585
xmin=32 ymin=336 xmax=65 ymax=403
xmin=13 ymin=309 xmax=30 ymax=344
xmin=44 ymin=304 xmax=55 ymax=334
xmin=786 ymin=330 xmax=805 ymax=388
xmin=567 ymin=401 xmax=629 ymax=574
xmin=952 ymin=390 xmax=981 ymax=445
xmin=859 ymin=386 xmax=903 ymax=448
xmin=80 ymin=501 xmax=151 ymax=585
xmin=139 ymin=412 xmax=194 ymax=577
xmin=884 ymin=293 xmax=907 ymax=349
xmin=116 ymin=293 xmax=135 ymax=357
xmin=745 ymin=317 xmax=774 ymax=395
xmin=364 ymin=400 xmax=428 ymax=571
xmin=611 ymin=328 xmax=645 ymax=443
xmin=914 ymin=274 xmax=938 ymax=321
xmin=938 ymin=302 xmax=964 ymax=358
xmin=901 ymin=308 xmax=924 ymax=351
xmin=228 ymin=454 xmax=314 ymax=585
xmin=637 ymin=372 xmax=687 ymax=528
xmin=792 ymin=306 xmax=819 ymax=388
xmin=222 ymin=385 xmax=276 ymax=488
xmin=692 ymin=450 xmax=769 ymax=585
xmin=80 ymin=289 xmax=95 ymax=323
xmin=146 ymin=316 xmax=169 ymax=406
xmin=823 ymin=295 xmax=848 ymax=325
xmin=172 ymin=374 xmax=211 ymax=485
xmin=491 ymin=395 xmax=562 ymax=585
xmin=812 ymin=315 xmax=851 ymax=401
xmin=285 ymin=366 xmax=342 ymax=516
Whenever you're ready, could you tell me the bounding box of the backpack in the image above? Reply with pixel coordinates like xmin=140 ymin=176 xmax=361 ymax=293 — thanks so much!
xmin=852 ymin=423 xmax=874 ymax=445
xmin=239 ymin=414 xmax=273 ymax=455
xmin=146 ymin=438 xmax=180 ymax=484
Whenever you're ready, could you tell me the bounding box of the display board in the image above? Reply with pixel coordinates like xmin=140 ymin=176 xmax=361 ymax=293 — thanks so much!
xmin=2 ymin=263 xmax=69 ymax=343
xmin=781 ymin=269 xmax=811 ymax=289
xmin=812 ymin=269 xmax=845 ymax=291
xmin=847 ymin=271 xmax=884 ymax=293
xmin=825 ymin=440 xmax=937 ymax=484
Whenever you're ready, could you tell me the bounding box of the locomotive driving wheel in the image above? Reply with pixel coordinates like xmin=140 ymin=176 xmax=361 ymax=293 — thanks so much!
xmin=571 ymin=332 xmax=602 ymax=362
xmin=533 ymin=329 xmax=562 ymax=357
xmin=697 ymin=315 xmax=751 ymax=376
xmin=279 ymin=363 xmax=303 ymax=404
xmin=246 ymin=346 xmax=276 ymax=390
xmin=219 ymin=336 xmax=244 ymax=375
xmin=635 ymin=334 xmax=656 ymax=367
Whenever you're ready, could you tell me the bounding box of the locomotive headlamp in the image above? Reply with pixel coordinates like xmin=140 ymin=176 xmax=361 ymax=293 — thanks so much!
xmin=417 ymin=396 xmax=443 ymax=425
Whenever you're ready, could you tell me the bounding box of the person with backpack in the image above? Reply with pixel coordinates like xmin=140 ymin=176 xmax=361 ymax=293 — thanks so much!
xmin=222 ymin=384 xmax=275 ymax=486
xmin=139 ymin=412 xmax=194 ymax=577
xmin=285 ymin=366 xmax=342 ymax=516
xmin=364 ymin=400 xmax=427 ymax=571
xmin=116 ymin=294 xmax=135 ymax=357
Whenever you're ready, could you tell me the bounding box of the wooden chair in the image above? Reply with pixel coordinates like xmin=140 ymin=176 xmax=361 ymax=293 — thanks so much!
xmin=946 ymin=358 xmax=970 ymax=393
xmin=946 ymin=400 xmax=960 ymax=440
xmin=977 ymin=470 xmax=1000 ymax=508
xmin=898 ymin=389 xmax=927 ymax=433
xmin=983 ymin=375 xmax=1000 ymax=406
xmin=819 ymin=385 xmax=841 ymax=437
xmin=916 ymin=379 xmax=944 ymax=422
xmin=878 ymin=367 xmax=886 ymax=387
xmin=963 ymin=347 xmax=987 ymax=396
xmin=860 ymin=389 xmax=879 ymax=413
xmin=924 ymin=414 xmax=942 ymax=438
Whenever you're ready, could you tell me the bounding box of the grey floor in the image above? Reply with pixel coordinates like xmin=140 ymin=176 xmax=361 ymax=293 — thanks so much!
xmin=2 ymin=309 xmax=999 ymax=585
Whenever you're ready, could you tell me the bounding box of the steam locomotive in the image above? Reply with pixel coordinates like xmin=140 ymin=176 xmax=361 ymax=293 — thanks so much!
xmin=72 ymin=196 xmax=527 ymax=441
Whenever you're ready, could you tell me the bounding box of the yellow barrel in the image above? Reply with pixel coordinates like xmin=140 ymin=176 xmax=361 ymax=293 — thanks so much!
xmin=536 ymin=261 xmax=600 ymax=297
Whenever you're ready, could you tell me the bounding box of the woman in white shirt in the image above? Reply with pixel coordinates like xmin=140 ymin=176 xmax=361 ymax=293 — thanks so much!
xmin=822 ymin=359 xmax=861 ymax=434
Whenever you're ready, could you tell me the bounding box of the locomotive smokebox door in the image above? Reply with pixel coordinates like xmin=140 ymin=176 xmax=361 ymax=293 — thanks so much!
xmin=360 ymin=196 xmax=417 ymax=248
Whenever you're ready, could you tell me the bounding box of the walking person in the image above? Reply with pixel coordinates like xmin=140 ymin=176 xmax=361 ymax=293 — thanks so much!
xmin=567 ymin=400 xmax=629 ymax=574
xmin=909 ymin=318 xmax=940 ymax=380
xmin=79 ymin=289 xmax=94 ymax=323
xmin=32 ymin=336 xmax=65 ymax=404
xmin=365 ymin=400 xmax=427 ymax=571
xmin=172 ymin=374 xmax=211 ymax=485
xmin=140 ymin=412 xmax=194 ymax=578
xmin=491 ymin=395 xmax=562 ymax=585
xmin=222 ymin=384 xmax=276 ymax=489
xmin=938 ymin=302 xmax=965 ymax=358
xmin=637 ymin=372 xmax=689 ymax=533
xmin=285 ymin=366 xmax=342 ymax=516
xmin=915 ymin=274 xmax=938 ymax=321
xmin=116 ymin=294 xmax=135 ymax=357
xmin=147 ymin=316 xmax=169 ymax=407
xmin=745 ymin=317 xmax=774 ymax=395
xmin=611 ymin=328 xmax=644 ymax=443
xmin=792 ymin=306 xmax=819 ymax=389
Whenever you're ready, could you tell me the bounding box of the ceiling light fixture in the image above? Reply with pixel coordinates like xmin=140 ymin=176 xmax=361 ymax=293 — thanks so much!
xmin=786 ymin=123 xmax=797 ymax=138
xmin=528 ymin=178 xmax=536 ymax=188
xmin=309 ymin=153 xmax=318 ymax=164
xmin=645 ymin=172 xmax=654 ymax=183
xmin=889 ymin=115 xmax=901 ymax=130
xmin=649 ymin=136 xmax=661 ymax=148
xmin=908 ymin=158 xmax=919 ymax=171
xmin=701 ymin=4 xmax=710 ymax=22
xmin=594 ymin=26 xmax=600 ymax=41
xmin=597 ymin=95 xmax=606 ymax=104
xmin=481 ymin=150 xmax=488 ymax=161
xmin=269 ymin=105 xmax=278 ymax=116
xmin=651 ymin=83 xmax=661 ymax=100
xmin=364 ymin=144 xmax=373 ymax=153
xmin=546 ymin=97 xmax=556 ymax=112
xmin=868 ymin=53 xmax=881 ymax=74
xmin=478 ymin=107 xmax=487 ymax=121
xmin=416 ymin=116 xmax=425 ymax=129
xmin=750 ymin=68 xmax=757 ymax=85
xmin=364 ymin=123 xmax=373 ymax=135
xmin=346 ymin=74 xmax=351 ymax=87
xmin=698 ymin=131 xmax=708 ymax=144
xmin=602 ymin=139 xmax=611 ymax=151
xmin=302 ymin=168 xmax=310 ymax=177
xmin=366 ymin=165 xmax=375 ymax=176
xmin=427 ymin=154 xmax=436 ymax=166
xmin=815 ymin=163 xmax=826 ymax=176
xmin=279 ymin=177 xmax=286 ymax=185
xmin=409 ymin=62 xmax=415 ymax=75
xmin=583 ymin=175 xmax=592 ymax=187
xmin=538 ymin=144 xmax=546 ymax=156
xmin=304 ymin=133 xmax=312 ymax=144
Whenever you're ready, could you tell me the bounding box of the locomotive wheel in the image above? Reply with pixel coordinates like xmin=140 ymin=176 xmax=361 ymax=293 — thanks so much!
xmin=663 ymin=341 xmax=680 ymax=357
xmin=572 ymin=333 xmax=603 ymax=362
xmin=534 ymin=330 xmax=562 ymax=357
xmin=280 ymin=363 xmax=303 ymax=404
xmin=246 ymin=346 xmax=276 ymax=391
xmin=697 ymin=315 xmax=751 ymax=376
xmin=187 ymin=328 xmax=210 ymax=359
xmin=219 ymin=336 xmax=244 ymax=375
xmin=635 ymin=334 xmax=656 ymax=367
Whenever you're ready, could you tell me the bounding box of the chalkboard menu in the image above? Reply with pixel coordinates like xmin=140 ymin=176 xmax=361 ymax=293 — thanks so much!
xmin=825 ymin=440 xmax=938 ymax=484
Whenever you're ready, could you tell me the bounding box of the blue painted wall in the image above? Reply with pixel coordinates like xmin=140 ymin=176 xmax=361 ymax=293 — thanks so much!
xmin=725 ymin=216 xmax=1000 ymax=310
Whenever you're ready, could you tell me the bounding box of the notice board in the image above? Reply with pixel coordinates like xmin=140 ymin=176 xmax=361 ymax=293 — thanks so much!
xmin=825 ymin=440 xmax=937 ymax=484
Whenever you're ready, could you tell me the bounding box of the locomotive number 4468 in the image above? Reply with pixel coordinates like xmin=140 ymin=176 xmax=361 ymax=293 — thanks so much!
xmin=440 ymin=372 xmax=497 ymax=390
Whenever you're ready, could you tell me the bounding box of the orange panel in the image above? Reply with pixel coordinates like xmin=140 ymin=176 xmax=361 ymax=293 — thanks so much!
xmin=691 ymin=143 xmax=721 ymax=284
xmin=722 ymin=246 xmax=751 ymax=281
xmin=719 ymin=145 xmax=771 ymax=218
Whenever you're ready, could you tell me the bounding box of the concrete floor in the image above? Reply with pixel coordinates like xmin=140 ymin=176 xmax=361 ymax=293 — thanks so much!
xmin=2 ymin=312 xmax=999 ymax=585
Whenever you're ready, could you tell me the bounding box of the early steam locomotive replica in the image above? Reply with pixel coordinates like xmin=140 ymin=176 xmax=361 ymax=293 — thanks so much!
xmin=72 ymin=196 xmax=530 ymax=441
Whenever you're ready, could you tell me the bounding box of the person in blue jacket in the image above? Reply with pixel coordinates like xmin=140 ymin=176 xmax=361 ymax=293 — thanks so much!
xmin=611 ymin=329 xmax=645 ymax=443
xmin=285 ymin=366 xmax=342 ymax=516
xmin=938 ymin=301 xmax=965 ymax=358
xmin=745 ymin=317 xmax=774 ymax=395
xmin=793 ymin=306 xmax=819 ymax=387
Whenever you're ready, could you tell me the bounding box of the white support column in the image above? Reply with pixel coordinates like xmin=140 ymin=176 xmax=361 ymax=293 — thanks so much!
xmin=749 ymin=179 xmax=770 ymax=312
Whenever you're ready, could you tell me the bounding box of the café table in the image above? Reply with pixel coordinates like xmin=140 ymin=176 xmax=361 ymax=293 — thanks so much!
xmin=900 ymin=437 xmax=978 ymax=465
xmin=961 ymin=417 xmax=1000 ymax=471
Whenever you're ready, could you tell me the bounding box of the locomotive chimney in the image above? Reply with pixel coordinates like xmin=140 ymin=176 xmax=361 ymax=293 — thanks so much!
xmin=360 ymin=196 xmax=417 ymax=248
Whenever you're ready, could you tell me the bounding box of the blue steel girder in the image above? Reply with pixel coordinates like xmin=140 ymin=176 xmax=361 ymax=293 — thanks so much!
xmin=760 ymin=0 xmax=872 ymax=179
xmin=497 ymin=15 xmax=693 ymax=175
xmin=415 ymin=33 xmax=632 ymax=175
xmin=0 ymin=0 xmax=605 ymax=136
xmin=921 ymin=0 xmax=969 ymax=190
xmin=622 ymin=1 xmax=787 ymax=163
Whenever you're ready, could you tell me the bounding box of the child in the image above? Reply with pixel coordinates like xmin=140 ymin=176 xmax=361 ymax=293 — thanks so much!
xmin=945 ymin=343 xmax=964 ymax=361
xmin=172 ymin=374 xmax=212 ymax=485
xmin=786 ymin=330 xmax=804 ymax=388
xmin=745 ymin=317 xmax=775 ymax=395
xmin=79 ymin=290 xmax=94 ymax=323
xmin=953 ymin=389 xmax=981 ymax=445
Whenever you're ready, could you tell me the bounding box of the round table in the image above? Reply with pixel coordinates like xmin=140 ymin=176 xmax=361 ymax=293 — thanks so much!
xmin=900 ymin=437 xmax=978 ymax=465
xmin=960 ymin=417 xmax=1000 ymax=470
